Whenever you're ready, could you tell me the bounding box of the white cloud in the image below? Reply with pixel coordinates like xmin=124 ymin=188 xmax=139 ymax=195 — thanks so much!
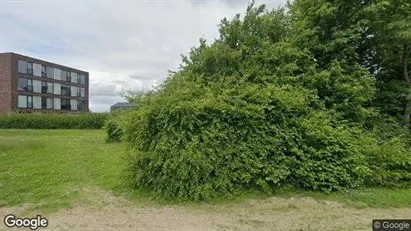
xmin=1 ymin=0 xmax=284 ymax=112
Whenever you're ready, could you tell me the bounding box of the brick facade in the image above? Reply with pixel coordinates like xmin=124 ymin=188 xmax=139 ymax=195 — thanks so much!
xmin=0 ymin=52 xmax=89 ymax=114
xmin=0 ymin=53 xmax=12 ymax=114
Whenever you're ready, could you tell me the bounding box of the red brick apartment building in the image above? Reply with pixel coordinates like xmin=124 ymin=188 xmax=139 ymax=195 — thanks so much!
xmin=0 ymin=52 xmax=89 ymax=114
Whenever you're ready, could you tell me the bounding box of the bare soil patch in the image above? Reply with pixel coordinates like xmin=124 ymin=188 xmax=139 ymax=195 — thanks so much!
xmin=1 ymin=187 xmax=410 ymax=231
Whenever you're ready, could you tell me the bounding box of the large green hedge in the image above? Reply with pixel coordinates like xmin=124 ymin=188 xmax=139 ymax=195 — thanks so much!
xmin=124 ymin=82 xmax=373 ymax=200
xmin=120 ymin=2 xmax=411 ymax=201
xmin=123 ymin=82 xmax=411 ymax=201
xmin=0 ymin=113 xmax=108 ymax=129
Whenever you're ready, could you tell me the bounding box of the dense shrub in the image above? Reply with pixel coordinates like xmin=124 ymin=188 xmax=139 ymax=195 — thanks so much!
xmin=122 ymin=2 xmax=411 ymax=201
xmin=105 ymin=120 xmax=123 ymax=142
xmin=0 ymin=113 xmax=108 ymax=129
xmin=105 ymin=111 xmax=126 ymax=143
xmin=365 ymin=137 xmax=411 ymax=187
xmin=124 ymin=81 xmax=375 ymax=200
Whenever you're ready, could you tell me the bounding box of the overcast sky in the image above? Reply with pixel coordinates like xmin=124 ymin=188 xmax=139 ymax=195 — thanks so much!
xmin=1 ymin=0 xmax=283 ymax=112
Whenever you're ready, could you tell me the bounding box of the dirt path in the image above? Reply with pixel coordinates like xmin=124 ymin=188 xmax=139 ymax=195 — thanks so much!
xmin=1 ymin=188 xmax=410 ymax=231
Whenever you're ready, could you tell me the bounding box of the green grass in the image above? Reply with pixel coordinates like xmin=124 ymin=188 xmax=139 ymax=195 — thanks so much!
xmin=0 ymin=129 xmax=410 ymax=212
xmin=0 ymin=129 xmax=133 ymax=212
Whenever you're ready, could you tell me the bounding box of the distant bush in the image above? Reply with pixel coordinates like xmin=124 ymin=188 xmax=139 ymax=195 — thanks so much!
xmin=105 ymin=111 xmax=126 ymax=143
xmin=105 ymin=119 xmax=123 ymax=142
xmin=0 ymin=113 xmax=108 ymax=129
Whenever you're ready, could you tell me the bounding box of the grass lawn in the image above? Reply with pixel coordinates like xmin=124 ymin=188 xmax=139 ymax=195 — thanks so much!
xmin=0 ymin=129 xmax=132 ymax=212
xmin=0 ymin=129 xmax=410 ymax=213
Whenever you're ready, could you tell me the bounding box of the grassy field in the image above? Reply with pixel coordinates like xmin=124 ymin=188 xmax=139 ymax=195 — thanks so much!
xmin=0 ymin=129 xmax=131 ymax=212
xmin=0 ymin=129 xmax=411 ymax=213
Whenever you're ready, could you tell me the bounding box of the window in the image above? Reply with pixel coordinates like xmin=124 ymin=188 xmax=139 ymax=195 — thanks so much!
xmin=41 ymin=97 xmax=54 ymax=109
xmin=80 ymin=88 xmax=85 ymax=98
xmin=27 ymin=96 xmax=33 ymax=109
xmin=71 ymin=72 xmax=78 ymax=83
xmin=18 ymin=78 xmax=33 ymax=91
xmin=33 ymin=63 xmax=42 ymax=77
xmin=33 ymin=80 xmax=41 ymax=93
xmin=27 ymin=63 xmax=33 ymax=75
xmin=41 ymin=97 xmax=47 ymax=109
xmin=61 ymin=98 xmax=71 ymax=110
xmin=28 ymin=79 xmax=33 ymax=91
xmin=78 ymin=100 xmax=86 ymax=111
xmin=54 ymin=68 xmax=61 ymax=80
xmin=47 ymin=82 xmax=54 ymax=94
xmin=70 ymin=99 xmax=77 ymax=111
xmin=18 ymin=60 xmax=28 ymax=74
xmin=77 ymin=87 xmax=81 ymax=97
xmin=18 ymin=78 xmax=26 ymax=91
xmin=66 ymin=71 xmax=71 ymax=82
xmin=61 ymin=85 xmax=71 ymax=96
xmin=18 ymin=95 xmax=27 ymax=108
xmin=19 ymin=95 xmax=33 ymax=108
xmin=61 ymin=85 xmax=67 ymax=96
xmin=78 ymin=74 xmax=86 ymax=84
xmin=41 ymin=82 xmax=47 ymax=93
xmin=47 ymin=98 xmax=53 ymax=109
xmin=54 ymin=83 xmax=61 ymax=95
xmin=71 ymin=86 xmax=78 ymax=97
xmin=18 ymin=61 xmax=34 ymax=75
xmin=41 ymin=65 xmax=46 ymax=77
xmin=46 ymin=66 xmax=54 ymax=78
xmin=33 ymin=96 xmax=41 ymax=109
xmin=61 ymin=70 xmax=66 ymax=81
xmin=54 ymin=98 xmax=61 ymax=110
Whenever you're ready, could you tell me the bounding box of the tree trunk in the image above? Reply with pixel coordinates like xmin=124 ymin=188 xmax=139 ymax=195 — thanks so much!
xmin=403 ymin=43 xmax=411 ymax=127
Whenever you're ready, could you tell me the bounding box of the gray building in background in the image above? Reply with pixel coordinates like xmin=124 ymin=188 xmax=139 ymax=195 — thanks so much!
xmin=110 ymin=102 xmax=134 ymax=112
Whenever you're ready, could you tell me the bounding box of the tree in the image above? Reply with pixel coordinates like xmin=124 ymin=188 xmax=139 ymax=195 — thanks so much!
xmin=369 ymin=0 xmax=411 ymax=126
